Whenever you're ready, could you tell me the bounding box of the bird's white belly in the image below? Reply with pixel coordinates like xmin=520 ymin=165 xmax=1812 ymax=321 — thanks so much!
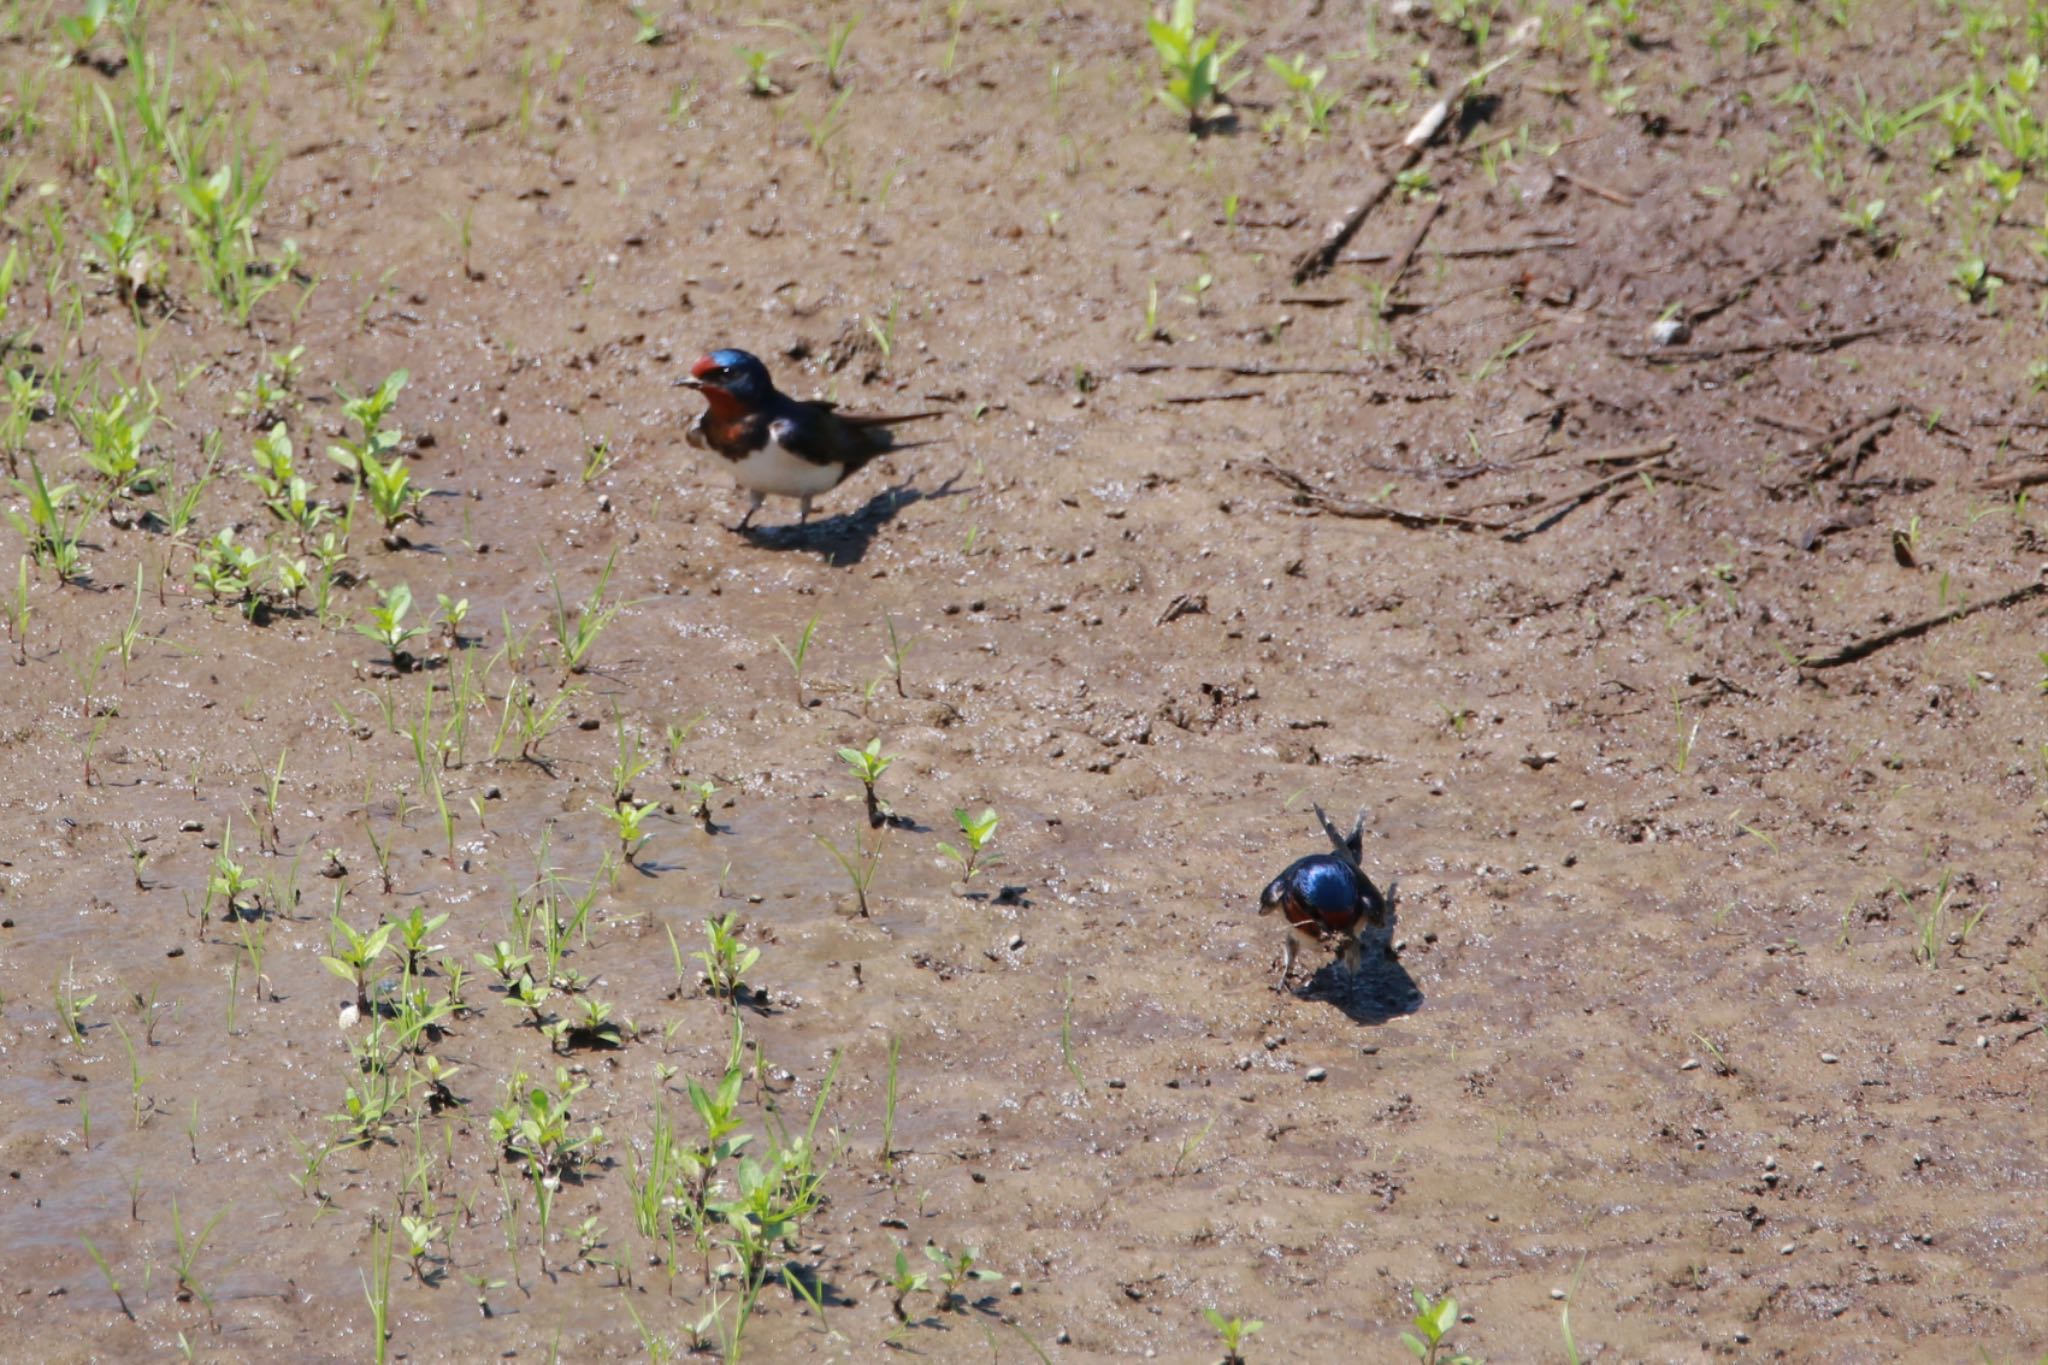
xmin=725 ymin=439 xmax=844 ymax=498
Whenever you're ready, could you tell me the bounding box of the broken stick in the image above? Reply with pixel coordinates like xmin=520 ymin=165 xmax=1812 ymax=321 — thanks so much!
xmin=1801 ymin=579 xmax=2048 ymax=670
xmin=1290 ymin=25 xmax=1533 ymax=284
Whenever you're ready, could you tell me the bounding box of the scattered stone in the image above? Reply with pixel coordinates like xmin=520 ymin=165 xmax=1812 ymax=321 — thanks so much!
xmin=1780 ymin=1242 xmax=1796 ymax=1256
xmin=1550 ymin=1289 xmax=1567 ymax=1301
xmin=1305 ymin=1067 xmax=1327 ymax=1083
xmin=1820 ymin=1052 xmax=1839 ymax=1064
xmin=1680 ymin=1058 xmax=1701 ymax=1070
xmin=179 ymin=819 xmax=204 ymax=832
xmin=1569 ymin=798 xmax=1587 ymax=811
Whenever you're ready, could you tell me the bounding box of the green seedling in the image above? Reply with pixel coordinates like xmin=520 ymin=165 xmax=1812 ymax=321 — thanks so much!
xmin=54 ymin=958 xmax=96 ymax=1043
xmin=399 ymin=1212 xmax=442 ymax=1280
xmin=1148 ymin=0 xmax=1246 ymax=131
xmin=837 ymin=737 xmax=894 ymax=828
xmin=1401 ymin=1289 xmax=1474 ymax=1363
xmin=490 ymin=1067 xmax=603 ymax=1184
xmin=154 ymin=444 xmax=220 ymax=546
xmin=565 ymin=995 xmax=623 ymax=1049
xmin=736 ymin=45 xmax=781 ymax=96
xmin=937 ymin=806 xmax=1000 ymax=883
xmin=579 ymin=436 xmax=615 ymax=483
xmin=2 ymin=367 xmax=44 ymax=463
xmin=608 ymin=716 xmax=653 ymax=802
xmin=82 ymin=1237 xmax=133 ymax=1319
xmin=682 ymin=778 xmax=719 ymax=833
xmin=878 ymin=1032 xmax=903 ymax=1165
xmin=56 ymin=0 xmax=111 ymax=59
xmin=169 ymin=149 xmax=293 ymax=325
xmin=191 ymin=527 xmax=264 ymax=611
xmin=818 ymin=825 xmax=884 ymax=916
xmin=434 ymin=593 xmax=469 ymax=647
xmin=887 ymin=1246 xmax=929 ymax=1320
xmin=356 ymin=582 xmax=427 ymax=669
xmin=1265 ymin=52 xmax=1336 ymax=135
xmin=550 ymin=545 xmax=625 ymax=673
xmin=352 ymin=434 xmax=424 ymax=538
xmin=771 ymin=613 xmax=820 ymax=705
xmin=694 ymin=912 xmax=760 ymax=1003
xmin=925 ymin=1243 xmax=1000 ymax=1312
xmin=611 ymin=797 xmax=659 ymax=864
xmin=629 ymin=3 xmax=663 ymax=45
xmin=273 ymin=557 xmax=309 ymax=609
xmin=170 ymin=1197 xmax=228 ymax=1317
xmin=391 ymin=905 xmax=449 ymax=975
xmin=363 ymin=1216 xmax=394 ymax=1363
xmin=7 ymin=459 xmax=98 ymax=582
xmin=1204 ymin=1308 xmax=1264 ymax=1364
xmin=879 ymin=615 xmax=918 ymax=697
xmin=322 ymin=915 xmax=395 ymax=1013
xmin=477 ymin=939 xmax=533 ymax=983
xmin=1953 ymin=256 xmax=2001 ymax=305
xmin=86 ymin=202 xmax=158 ymax=305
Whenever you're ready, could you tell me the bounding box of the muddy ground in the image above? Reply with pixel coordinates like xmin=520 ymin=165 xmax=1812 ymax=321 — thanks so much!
xmin=2 ymin=0 xmax=2046 ymax=1360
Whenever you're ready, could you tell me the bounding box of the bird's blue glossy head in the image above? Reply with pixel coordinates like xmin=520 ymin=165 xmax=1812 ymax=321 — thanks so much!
xmin=686 ymin=348 xmax=776 ymax=404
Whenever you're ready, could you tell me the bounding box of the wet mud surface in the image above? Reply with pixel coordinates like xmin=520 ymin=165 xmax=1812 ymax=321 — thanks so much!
xmin=2 ymin=1 xmax=2046 ymax=1360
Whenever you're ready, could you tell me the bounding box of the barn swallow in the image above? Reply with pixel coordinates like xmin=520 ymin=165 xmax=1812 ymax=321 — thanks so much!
xmin=677 ymin=348 xmax=942 ymax=529
xmin=1259 ymin=805 xmax=1392 ymax=993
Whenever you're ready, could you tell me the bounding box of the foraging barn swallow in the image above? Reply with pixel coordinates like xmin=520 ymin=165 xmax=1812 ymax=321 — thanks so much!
xmin=1259 ymin=805 xmax=1391 ymax=993
xmin=677 ymin=348 xmax=941 ymax=529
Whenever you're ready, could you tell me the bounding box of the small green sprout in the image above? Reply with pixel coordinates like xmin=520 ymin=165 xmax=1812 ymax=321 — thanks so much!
xmin=924 ymin=1243 xmax=1000 ymax=1312
xmin=356 ymin=582 xmax=427 ymax=669
xmin=610 ymin=797 xmax=660 ymax=863
xmin=320 ymin=915 xmax=395 ymax=1013
xmin=1204 ymin=1307 xmax=1265 ymax=1363
xmin=937 ymin=807 xmax=1000 ymax=883
xmin=837 ymin=737 xmax=894 ymax=828
xmin=1147 ymin=0 xmax=1246 ymax=131
xmin=1401 ymin=1290 xmax=1474 ymax=1364
xmin=693 ymin=912 xmax=760 ymax=1004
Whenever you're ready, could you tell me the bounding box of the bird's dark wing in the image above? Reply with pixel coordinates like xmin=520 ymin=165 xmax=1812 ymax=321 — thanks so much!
xmin=771 ymin=400 xmax=943 ymax=471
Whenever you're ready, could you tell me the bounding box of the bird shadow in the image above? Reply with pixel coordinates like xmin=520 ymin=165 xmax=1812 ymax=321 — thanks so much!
xmin=1300 ymin=947 xmax=1423 ymax=1024
xmin=738 ymin=472 xmax=968 ymax=566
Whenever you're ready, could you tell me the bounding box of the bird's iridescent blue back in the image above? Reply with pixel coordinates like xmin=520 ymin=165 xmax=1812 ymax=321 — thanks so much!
xmin=1286 ymin=856 xmax=1366 ymax=915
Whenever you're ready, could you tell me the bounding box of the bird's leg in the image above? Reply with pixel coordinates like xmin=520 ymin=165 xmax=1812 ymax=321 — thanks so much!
xmin=797 ymin=494 xmax=813 ymax=525
xmin=1275 ymin=929 xmax=1299 ymax=994
xmin=1338 ymin=932 xmax=1363 ymax=978
xmin=733 ymin=491 xmax=765 ymax=532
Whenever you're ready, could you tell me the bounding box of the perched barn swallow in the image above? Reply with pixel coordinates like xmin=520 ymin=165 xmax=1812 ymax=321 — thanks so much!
xmin=1259 ymin=805 xmax=1392 ymax=993
xmin=677 ymin=348 xmax=942 ymax=529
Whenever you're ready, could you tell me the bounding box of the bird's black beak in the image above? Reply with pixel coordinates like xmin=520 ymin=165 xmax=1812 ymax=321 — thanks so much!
xmin=675 ymin=376 xmax=704 ymax=389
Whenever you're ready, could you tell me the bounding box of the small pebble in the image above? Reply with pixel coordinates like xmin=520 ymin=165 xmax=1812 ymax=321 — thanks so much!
xmin=1569 ymin=798 xmax=1586 ymax=811
xmin=1780 ymin=1242 xmax=1796 ymax=1256
xmin=1764 ymin=1156 xmax=1776 ymax=1171
xmin=180 ymin=819 xmax=204 ymax=832
xmin=1735 ymin=1332 xmax=1750 ymax=1344
xmin=1820 ymin=1052 xmax=1839 ymax=1064
xmin=1550 ymin=1289 xmax=1567 ymax=1300
xmin=1107 ymin=1077 xmax=1126 ymax=1090
xmin=1304 ymin=1067 xmax=1327 ymax=1083
xmin=1680 ymin=1058 xmax=1701 ymax=1071
xmin=1360 ymin=1044 xmax=1379 ymax=1055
